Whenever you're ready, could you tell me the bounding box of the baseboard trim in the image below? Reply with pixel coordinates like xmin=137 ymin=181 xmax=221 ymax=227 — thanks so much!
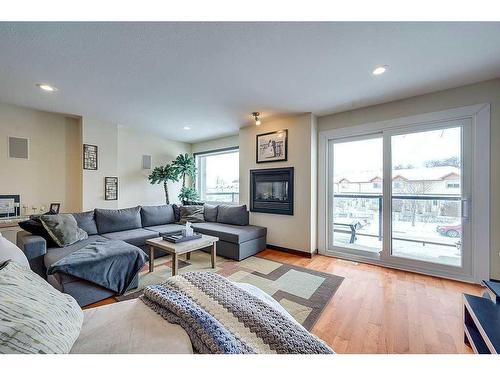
xmin=266 ymin=244 xmax=313 ymax=258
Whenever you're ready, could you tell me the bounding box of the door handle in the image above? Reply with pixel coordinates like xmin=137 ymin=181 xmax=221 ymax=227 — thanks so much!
xmin=461 ymin=199 xmax=470 ymax=219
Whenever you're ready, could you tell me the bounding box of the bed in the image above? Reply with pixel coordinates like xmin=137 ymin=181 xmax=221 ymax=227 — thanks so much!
xmin=71 ymin=282 xmax=296 ymax=354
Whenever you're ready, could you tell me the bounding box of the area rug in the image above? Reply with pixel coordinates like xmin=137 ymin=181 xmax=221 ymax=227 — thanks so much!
xmin=115 ymin=251 xmax=344 ymax=331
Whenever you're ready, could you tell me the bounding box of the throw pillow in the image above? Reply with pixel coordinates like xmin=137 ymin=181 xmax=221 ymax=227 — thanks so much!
xmin=18 ymin=218 xmax=51 ymax=237
xmin=18 ymin=214 xmax=57 ymax=247
xmin=172 ymin=204 xmax=181 ymax=222
xmin=179 ymin=205 xmax=205 ymax=224
xmin=0 ymin=234 xmax=30 ymax=268
xmin=0 ymin=260 xmax=83 ymax=354
xmin=217 ymin=204 xmax=250 ymax=226
xmin=40 ymin=214 xmax=88 ymax=247
xmin=183 ymin=200 xmax=204 ymax=206
xmin=204 ymin=204 xmax=219 ymax=222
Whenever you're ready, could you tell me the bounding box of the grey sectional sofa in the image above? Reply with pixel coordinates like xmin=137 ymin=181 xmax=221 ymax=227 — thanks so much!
xmin=17 ymin=204 xmax=266 ymax=306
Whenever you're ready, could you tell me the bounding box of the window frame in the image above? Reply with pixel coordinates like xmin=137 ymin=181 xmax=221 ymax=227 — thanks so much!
xmin=318 ymin=103 xmax=491 ymax=283
xmin=194 ymin=146 xmax=240 ymax=205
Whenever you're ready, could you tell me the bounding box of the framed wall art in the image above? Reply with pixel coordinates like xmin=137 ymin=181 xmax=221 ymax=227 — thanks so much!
xmin=83 ymin=144 xmax=98 ymax=170
xmin=256 ymin=129 xmax=288 ymax=163
xmin=104 ymin=177 xmax=118 ymax=200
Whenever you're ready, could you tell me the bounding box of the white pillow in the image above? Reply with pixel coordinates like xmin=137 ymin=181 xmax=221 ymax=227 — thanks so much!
xmin=0 ymin=261 xmax=83 ymax=354
xmin=0 ymin=233 xmax=29 ymax=268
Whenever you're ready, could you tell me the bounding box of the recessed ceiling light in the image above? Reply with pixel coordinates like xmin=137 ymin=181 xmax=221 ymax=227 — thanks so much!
xmin=36 ymin=83 xmax=58 ymax=92
xmin=372 ymin=65 xmax=388 ymax=76
xmin=183 ymin=126 xmax=191 ymax=130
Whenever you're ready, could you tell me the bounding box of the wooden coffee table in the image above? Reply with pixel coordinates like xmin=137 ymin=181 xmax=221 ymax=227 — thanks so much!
xmin=146 ymin=235 xmax=219 ymax=276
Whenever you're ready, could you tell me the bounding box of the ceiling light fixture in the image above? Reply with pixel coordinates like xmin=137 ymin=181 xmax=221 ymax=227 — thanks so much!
xmin=372 ymin=65 xmax=388 ymax=76
xmin=252 ymin=112 xmax=261 ymax=126
xmin=36 ymin=83 xmax=58 ymax=92
xmin=183 ymin=126 xmax=191 ymax=130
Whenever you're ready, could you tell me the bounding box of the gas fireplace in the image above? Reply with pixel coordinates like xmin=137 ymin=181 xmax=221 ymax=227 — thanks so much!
xmin=250 ymin=167 xmax=294 ymax=215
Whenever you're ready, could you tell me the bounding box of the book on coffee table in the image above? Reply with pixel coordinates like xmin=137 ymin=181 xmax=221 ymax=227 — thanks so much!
xmin=162 ymin=232 xmax=202 ymax=243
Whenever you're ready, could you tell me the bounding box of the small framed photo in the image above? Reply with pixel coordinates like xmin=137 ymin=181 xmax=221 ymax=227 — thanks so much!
xmin=256 ymin=129 xmax=288 ymax=163
xmin=83 ymin=144 xmax=98 ymax=170
xmin=49 ymin=203 xmax=60 ymax=214
xmin=105 ymin=177 xmax=118 ymax=200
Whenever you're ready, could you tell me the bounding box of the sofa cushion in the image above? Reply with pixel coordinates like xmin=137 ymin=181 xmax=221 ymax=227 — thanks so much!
xmin=217 ymin=204 xmax=249 ymax=226
xmin=101 ymin=228 xmax=158 ymax=247
xmin=192 ymin=222 xmax=266 ymax=244
xmin=179 ymin=205 xmax=205 ymax=224
xmin=0 ymin=261 xmax=83 ymax=354
xmin=95 ymin=206 xmax=142 ymax=234
xmin=144 ymin=224 xmax=185 ymax=235
xmin=40 ymin=214 xmax=88 ymax=247
xmin=140 ymin=205 xmax=175 ymax=227
xmin=72 ymin=210 xmax=98 ymax=235
xmin=204 ymin=204 xmax=218 ymax=222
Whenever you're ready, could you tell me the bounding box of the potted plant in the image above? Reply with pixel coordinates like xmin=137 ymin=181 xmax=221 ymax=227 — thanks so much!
xmin=148 ymin=164 xmax=178 ymax=204
xmin=172 ymin=153 xmax=199 ymax=204
xmin=179 ymin=186 xmax=199 ymax=203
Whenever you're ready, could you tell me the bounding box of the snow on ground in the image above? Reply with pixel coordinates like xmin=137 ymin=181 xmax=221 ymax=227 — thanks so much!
xmin=333 ymin=218 xmax=461 ymax=267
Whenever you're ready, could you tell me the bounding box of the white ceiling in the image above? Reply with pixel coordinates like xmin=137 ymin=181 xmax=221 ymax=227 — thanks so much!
xmin=1 ymin=22 xmax=500 ymax=143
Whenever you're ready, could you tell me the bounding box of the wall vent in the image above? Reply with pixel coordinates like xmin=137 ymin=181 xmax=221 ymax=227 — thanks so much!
xmin=142 ymin=155 xmax=152 ymax=169
xmin=8 ymin=137 xmax=29 ymax=159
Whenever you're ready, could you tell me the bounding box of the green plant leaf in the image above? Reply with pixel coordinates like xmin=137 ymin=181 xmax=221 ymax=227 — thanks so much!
xmin=178 ymin=186 xmax=199 ymax=202
xmin=148 ymin=164 xmax=178 ymax=184
xmin=172 ymin=153 xmax=197 ymax=180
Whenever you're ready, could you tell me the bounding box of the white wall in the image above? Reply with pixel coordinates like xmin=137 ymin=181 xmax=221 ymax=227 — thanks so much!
xmin=82 ymin=118 xmax=119 ymax=210
xmin=1 ymin=106 xmax=193 ymax=213
xmin=239 ymin=113 xmax=317 ymax=253
xmin=0 ymin=102 xmax=82 ymax=213
xmin=82 ymin=121 xmax=192 ymax=210
xmin=191 ymin=135 xmax=239 ymax=154
xmin=117 ymin=127 xmax=191 ymax=207
xmin=318 ymin=78 xmax=500 ymax=279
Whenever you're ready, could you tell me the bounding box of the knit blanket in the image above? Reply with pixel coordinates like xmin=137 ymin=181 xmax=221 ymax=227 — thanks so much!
xmin=140 ymin=272 xmax=333 ymax=354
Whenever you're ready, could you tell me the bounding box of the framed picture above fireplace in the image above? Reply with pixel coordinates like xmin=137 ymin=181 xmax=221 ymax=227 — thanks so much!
xmin=250 ymin=167 xmax=294 ymax=215
xmin=256 ymin=129 xmax=288 ymax=163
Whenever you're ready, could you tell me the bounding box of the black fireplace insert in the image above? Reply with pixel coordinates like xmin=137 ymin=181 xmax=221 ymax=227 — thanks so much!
xmin=250 ymin=167 xmax=294 ymax=215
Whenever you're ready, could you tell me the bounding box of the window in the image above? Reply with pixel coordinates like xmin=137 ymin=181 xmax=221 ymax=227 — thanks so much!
xmin=195 ymin=148 xmax=239 ymax=204
xmin=446 ymin=182 xmax=460 ymax=189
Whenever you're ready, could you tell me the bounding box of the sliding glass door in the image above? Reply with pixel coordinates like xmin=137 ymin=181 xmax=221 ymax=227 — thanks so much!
xmin=388 ymin=124 xmax=470 ymax=268
xmin=328 ymin=119 xmax=473 ymax=279
xmin=331 ymin=135 xmax=383 ymax=256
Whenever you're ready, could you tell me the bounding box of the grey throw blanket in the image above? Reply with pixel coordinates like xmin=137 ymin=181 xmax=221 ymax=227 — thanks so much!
xmin=47 ymin=239 xmax=147 ymax=294
xmin=141 ymin=272 xmax=333 ymax=354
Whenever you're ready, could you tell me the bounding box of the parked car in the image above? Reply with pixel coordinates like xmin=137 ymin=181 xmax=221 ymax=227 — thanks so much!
xmin=436 ymin=223 xmax=461 ymax=238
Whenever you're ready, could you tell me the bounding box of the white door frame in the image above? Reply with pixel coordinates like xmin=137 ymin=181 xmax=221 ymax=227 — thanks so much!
xmin=318 ymin=103 xmax=490 ymax=283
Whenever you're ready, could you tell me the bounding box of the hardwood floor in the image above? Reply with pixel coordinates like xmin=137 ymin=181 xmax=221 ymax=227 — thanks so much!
xmin=84 ymin=248 xmax=483 ymax=354
xmin=259 ymin=249 xmax=482 ymax=354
